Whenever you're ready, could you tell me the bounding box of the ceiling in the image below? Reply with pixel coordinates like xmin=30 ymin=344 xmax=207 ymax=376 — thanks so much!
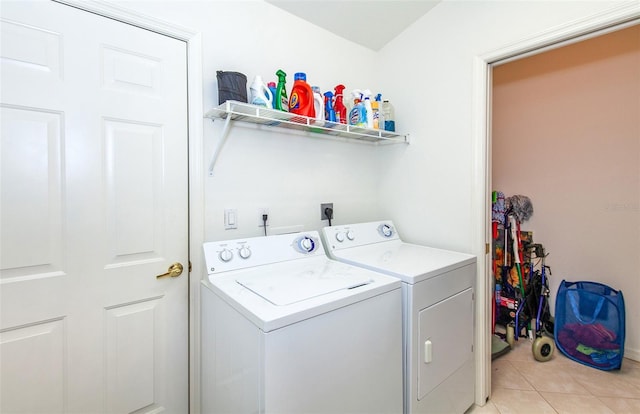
xmin=266 ymin=1 xmax=441 ymax=51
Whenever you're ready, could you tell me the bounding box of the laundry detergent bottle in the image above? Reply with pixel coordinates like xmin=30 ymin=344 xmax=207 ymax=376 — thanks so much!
xmin=249 ymin=75 xmax=273 ymax=108
xmin=382 ymin=99 xmax=395 ymax=131
xmin=288 ymin=72 xmax=315 ymax=118
xmin=267 ymin=82 xmax=277 ymax=109
xmin=333 ymin=84 xmax=347 ymax=124
xmin=274 ymin=69 xmax=289 ymax=112
xmin=312 ymin=86 xmax=324 ymax=121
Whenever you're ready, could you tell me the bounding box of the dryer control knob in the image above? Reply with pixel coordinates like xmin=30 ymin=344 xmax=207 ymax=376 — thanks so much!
xmin=346 ymin=230 xmax=355 ymax=240
xmin=238 ymin=246 xmax=251 ymax=259
xmin=219 ymin=248 xmax=233 ymax=262
xmin=378 ymin=224 xmax=394 ymax=238
xmin=335 ymin=232 xmax=345 ymax=242
xmin=295 ymin=236 xmax=317 ymax=253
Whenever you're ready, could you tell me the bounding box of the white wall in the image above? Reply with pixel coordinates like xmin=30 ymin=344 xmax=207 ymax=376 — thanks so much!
xmin=375 ymin=0 xmax=634 ymax=252
xmin=492 ymin=25 xmax=639 ymax=360
xmin=115 ymin=0 xmax=389 ymax=242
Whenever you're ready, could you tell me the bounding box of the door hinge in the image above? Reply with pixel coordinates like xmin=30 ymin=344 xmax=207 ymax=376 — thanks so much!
xmin=485 ymin=243 xmax=490 ymax=254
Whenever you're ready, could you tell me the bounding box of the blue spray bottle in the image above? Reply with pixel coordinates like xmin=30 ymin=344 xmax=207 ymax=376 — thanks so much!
xmin=348 ymin=89 xmax=366 ymax=127
xmin=324 ymin=91 xmax=337 ymax=122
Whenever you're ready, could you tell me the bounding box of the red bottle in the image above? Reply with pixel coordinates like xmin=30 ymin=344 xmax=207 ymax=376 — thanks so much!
xmin=333 ymin=84 xmax=347 ymax=124
xmin=288 ymin=72 xmax=315 ymax=118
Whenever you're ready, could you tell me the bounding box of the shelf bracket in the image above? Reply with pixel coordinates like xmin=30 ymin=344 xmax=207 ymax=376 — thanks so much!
xmin=208 ymin=115 xmax=232 ymax=176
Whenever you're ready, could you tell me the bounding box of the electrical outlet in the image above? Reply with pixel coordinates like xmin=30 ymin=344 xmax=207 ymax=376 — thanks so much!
xmin=321 ymin=203 xmax=334 ymax=220
xmin=258 ymin=208 xmax=269 ymax=228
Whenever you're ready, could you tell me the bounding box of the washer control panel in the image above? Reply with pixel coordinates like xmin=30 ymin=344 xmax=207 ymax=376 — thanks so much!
xmin=204 ymin=231 xmax=324 ymax=275
xmin=322 ymin=221 xmax=400 ymax=251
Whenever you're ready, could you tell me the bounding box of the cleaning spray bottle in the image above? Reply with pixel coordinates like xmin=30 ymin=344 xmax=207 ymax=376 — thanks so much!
xmin=333 ymin=84 xmax=347 ymax=124
xmin=274 ymin=69 xmax=289 ymax=112
xmin=289 ymin=72 xmax=315 ymax=118
xmin=323 ymin=91 xmax=336 ymax=122
xmin=249 ymin=75 xmax=273 ymax=108
xmin=349 ymin=90 xmax=366 ymax=127
xmin=267 ymin=82 xmax=277 ymax=109
xmin=312 ymin=86 xmax=324 ymax=121
xmin=372 ymin=93 xmax=382 ymax=129
xmin=361 ymin=89 xmax=373 ymax=129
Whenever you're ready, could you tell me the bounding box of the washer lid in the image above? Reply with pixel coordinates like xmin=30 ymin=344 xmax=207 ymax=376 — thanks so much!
xmin=236 ymin=266 xmax=372 ymax=306
xmin=205 ymin=256 xmax=401 ymax=332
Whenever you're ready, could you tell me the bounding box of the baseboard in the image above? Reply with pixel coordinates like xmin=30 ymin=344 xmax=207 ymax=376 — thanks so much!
xmin=625 ymin=347 xmax=640 ymax=362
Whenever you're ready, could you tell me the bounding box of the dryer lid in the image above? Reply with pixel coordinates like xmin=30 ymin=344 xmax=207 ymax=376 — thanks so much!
xmin=236 ymin=267 xmax=373 ymax=306
xmin=331 ymin=242 xmax=476 ymax=284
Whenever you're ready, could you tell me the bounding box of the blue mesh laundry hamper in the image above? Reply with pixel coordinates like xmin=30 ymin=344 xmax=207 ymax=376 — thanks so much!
xmin=554 ymin=280 xmax=625 ymax=370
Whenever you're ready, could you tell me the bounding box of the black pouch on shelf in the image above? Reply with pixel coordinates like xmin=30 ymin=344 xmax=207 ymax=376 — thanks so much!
xmin=217 ymin=71 xmax=247 ymax=104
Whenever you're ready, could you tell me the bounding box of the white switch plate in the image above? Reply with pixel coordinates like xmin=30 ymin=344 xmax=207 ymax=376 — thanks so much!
xmin=224 ymin=209 xmax=237 ymax=229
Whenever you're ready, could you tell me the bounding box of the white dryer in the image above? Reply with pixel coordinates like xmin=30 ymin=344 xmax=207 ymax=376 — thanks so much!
xmin=201 ymin=231 xmax=403 ymax=414
xmin=322 ymin=221 xmax=476 ymax=414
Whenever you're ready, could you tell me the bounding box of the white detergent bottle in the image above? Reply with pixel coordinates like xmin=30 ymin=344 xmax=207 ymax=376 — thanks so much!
xmin=249 ymin=75 xmax=273 ymax=108
xmin=362 ymin=89 xmax=373 ymax=129
xmin=312 ymin=86 xmax=325 ymax=121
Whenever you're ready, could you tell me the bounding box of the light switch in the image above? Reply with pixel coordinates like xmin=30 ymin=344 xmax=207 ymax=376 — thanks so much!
xmin=225 ymin=209 xmax=237 ymax=229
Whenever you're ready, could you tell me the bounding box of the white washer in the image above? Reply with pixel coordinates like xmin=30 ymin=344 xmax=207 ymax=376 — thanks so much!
xmin=322 ymin=221 xmax=477 ymax=414
xmin=201 ymin=231 xmax=403 ymax=414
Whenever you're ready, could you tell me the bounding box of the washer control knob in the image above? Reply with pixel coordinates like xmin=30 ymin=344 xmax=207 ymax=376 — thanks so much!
xmin=219 ymin=248 xmax=233 ymax=262
xmin=238 ymin=246 xmax=251 ymax=259
xmin=346 ymin=230 xmax=355 ymax=240
xmin=335 ymin=232 xmax=345 ymax=242
xmin=378 ymin=224 xmax=394 ymax=238
xmin=295 ymin=235 xmax=317 ymax=253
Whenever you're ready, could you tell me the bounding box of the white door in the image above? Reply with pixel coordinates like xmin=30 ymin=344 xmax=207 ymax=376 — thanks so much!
xmin=0 ymin=1 xmax=189 ymax=413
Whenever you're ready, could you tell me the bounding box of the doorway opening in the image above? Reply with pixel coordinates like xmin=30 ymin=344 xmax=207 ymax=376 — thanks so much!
xmin=473 ymin=5 xmax=639 ymax=404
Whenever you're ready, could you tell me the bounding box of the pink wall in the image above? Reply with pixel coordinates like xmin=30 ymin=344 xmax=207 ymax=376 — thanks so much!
xmin=492 ymin=25 xmax=639 ymax=359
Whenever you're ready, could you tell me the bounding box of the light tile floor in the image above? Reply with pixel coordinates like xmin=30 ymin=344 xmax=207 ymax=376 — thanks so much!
xmin=467 ymin=338 xmax=640 ymax=414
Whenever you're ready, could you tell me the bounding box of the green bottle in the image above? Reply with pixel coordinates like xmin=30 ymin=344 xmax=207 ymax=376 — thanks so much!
xmin=275 ymin=69 xmax=289 ymax=112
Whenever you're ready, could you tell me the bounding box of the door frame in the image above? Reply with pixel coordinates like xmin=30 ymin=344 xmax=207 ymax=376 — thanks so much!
xmin=471 ymin=2 xmax=640 ymax=404
xmin=53 ymin=1 xmax=204 ymax=411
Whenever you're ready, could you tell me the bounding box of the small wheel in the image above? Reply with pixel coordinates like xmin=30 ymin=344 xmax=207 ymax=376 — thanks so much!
xmin=532 ymin=336 xmax=554 ymax=362
xmin=506 ymin=324 xmax=515 ymax=347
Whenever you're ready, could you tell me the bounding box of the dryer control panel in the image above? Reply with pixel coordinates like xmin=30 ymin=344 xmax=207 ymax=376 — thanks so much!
xmin=322 ymin=221 xmax=400 ymax=251
xmin=204 ymin=232 xmax=324 ymax=275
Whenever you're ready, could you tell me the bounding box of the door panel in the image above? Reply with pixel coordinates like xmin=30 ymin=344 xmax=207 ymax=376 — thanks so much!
xmin=0 ymin=1 xmax=188 ymax=412
xmin=1 ymin=106 xmax=64 ymax=280
xmin=104 ymin=119 xmax=163 ymax=264
xmin=0 ymin=319 xmax=66 ymax=412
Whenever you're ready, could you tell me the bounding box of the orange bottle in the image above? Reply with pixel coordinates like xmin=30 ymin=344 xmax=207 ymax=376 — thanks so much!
xmin=288 ymin=72 xmax=315 ymax=118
